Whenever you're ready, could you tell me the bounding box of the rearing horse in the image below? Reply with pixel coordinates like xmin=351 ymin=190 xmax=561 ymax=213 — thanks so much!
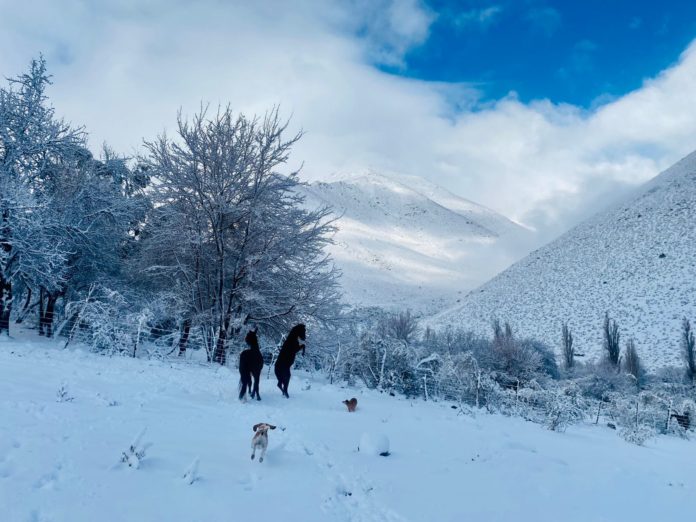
xmin=239 ymin=327 xmax=264 ymax=401
xmin=274 ymin=324 xmax=306 ymax=398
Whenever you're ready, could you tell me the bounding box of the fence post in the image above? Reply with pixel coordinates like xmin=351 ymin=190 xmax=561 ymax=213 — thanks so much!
xmin=475 ymin=370 xmax=481 ymax=409
xmin=665 ymin=399 xmax=673 ymax=431
xmin=423 ymin=375 xmax=428 ymax=402
xmin=133 ymin=316 xmax=143 ymax=358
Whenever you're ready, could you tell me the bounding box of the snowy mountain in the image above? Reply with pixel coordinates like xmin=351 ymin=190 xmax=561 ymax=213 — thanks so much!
xmin=300 ymin=170 xmax=532 ymax=310
xmin=432 ymin=151 xmax=696 ymax=368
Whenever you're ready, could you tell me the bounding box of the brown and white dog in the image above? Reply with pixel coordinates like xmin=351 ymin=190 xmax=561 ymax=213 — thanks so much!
xmin=251 ymin=423 xmax=276 ymax=463
xmin=342 ymin=398 xmax=358 ymax=412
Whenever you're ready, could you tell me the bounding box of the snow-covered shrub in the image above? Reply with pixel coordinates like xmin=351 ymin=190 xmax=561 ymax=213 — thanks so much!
xmin=182 ymin=458 xmax=200 ymax=485
xmin=121 ymin=429 xmax=149 ymax=469
xmin=382 ymin=310 xmax=420 ymax=345
xmin=56 ymin=382 xmax=74 ymax=403
xmin=488 ymin=320 xmax=551 ymax=383
xmin=542 ymin=384 xmax=586 ymax=432
xmin=619 ymin=425 xmax=655 ymax=446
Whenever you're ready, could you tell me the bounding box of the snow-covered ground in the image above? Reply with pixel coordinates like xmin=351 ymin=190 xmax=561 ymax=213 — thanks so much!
xmin=1 ymin=335 xmax=694 ymax=522
xmin=300 ymin=170 xmax=534 ymax=311
xmin=433 ymin=151 xmax=696 ymax=368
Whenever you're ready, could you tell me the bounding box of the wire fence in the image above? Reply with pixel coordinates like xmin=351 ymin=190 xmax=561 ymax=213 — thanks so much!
xmin=14 ymin=311 xmax=696 ymax=444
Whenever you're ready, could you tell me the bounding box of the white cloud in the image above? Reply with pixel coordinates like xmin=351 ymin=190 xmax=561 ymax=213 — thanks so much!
xmin=453 ymin=6 xmax=503 ymax=29
xmin=1 ymin=0 xmax=696 ymax=250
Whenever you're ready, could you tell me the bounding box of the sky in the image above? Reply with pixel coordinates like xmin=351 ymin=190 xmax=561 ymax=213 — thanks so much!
xmin=2 ymin=0 xmax=696 ymax=244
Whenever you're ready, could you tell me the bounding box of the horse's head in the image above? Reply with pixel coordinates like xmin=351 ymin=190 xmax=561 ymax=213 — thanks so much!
xmin=295 ymin=323 xmax=306 ymax=342
xmin=292 ymin=323 xmax=306 ymax=355
xmin=245 ymin=327 xmax=259 ymax=350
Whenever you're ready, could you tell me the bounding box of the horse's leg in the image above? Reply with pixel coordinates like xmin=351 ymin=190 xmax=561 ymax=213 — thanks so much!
xmin=239 ymin=380 xmax=245 ymax=401
xmin=283 ymin=371 xmax=290 ymax=398
xmin=253 ymin=369 xmax=261 ymax=400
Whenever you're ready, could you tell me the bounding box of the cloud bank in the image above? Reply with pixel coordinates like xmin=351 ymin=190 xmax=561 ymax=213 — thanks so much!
xmin=2 ymin=0 xmax=696 ymax=246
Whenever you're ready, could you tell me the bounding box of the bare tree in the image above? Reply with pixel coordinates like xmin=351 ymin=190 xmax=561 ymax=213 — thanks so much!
xmin=490 ymin=319 xmax=542 ymax=382
xmin=603 ymin=313 xmax=620 ymax=367
xmin=561 ymin=321 xmax=574 ymax=370
xmin=384 ymin=310 xmax=420 ymax=344
xmin=683 ymin=318 xmax=696 ymax=383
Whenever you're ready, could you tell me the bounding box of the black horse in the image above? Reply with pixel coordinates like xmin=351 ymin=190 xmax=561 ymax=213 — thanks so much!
xmin=274 ymin=324 xmax=306 ymax=398
xmin=239 ymin=328 xmax=264 ymax=401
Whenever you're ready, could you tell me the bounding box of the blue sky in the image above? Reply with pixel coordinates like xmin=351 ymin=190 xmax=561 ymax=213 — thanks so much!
xmin=380 ymin=0 xmax=696 ymax=107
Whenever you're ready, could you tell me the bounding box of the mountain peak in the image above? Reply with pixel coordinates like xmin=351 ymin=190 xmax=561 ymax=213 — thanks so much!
xmin=301 ymin=170 xmax=532 ymax=310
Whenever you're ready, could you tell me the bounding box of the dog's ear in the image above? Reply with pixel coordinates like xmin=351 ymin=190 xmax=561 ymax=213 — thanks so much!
xmin=254 ymin=326 xmax=258 ymax=333
xmin=253 ymin=423 xmax=261 ymax=432
xmin=269 ymin=425 xmax=277 ymax=430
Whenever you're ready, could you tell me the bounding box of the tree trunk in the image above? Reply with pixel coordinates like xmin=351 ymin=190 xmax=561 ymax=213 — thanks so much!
xmin=178 ymin=319 xmax=191 ymax=356
xmin=38 ymin=288 xmax=46 ymax=336
xmin=213 ymin=326 xmax=227 ymax=365
xmin=0 ymin=275 xmax=13 ymax=335
xmin=43 ymin=293 xmax=58 ymax=337
xmin=15 ymin=287 xmax=32 ymax=324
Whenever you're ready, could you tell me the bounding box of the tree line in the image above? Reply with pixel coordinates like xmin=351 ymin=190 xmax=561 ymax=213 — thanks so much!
xmin=0 ymin=58 xmax=342 ymax=360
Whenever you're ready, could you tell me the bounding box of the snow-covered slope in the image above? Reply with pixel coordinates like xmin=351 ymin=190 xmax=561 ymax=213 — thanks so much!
xmin=1 ymin=336 xmax=694 ymax=521
xmin=432 ymin=151 xmax=696 ymax=368
xmin=301 ymin=171 xmax=531 ymax=310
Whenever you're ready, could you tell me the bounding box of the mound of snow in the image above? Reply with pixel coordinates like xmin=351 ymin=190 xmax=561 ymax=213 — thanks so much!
xmin=358 ymin=432 xmax=390 ymax=456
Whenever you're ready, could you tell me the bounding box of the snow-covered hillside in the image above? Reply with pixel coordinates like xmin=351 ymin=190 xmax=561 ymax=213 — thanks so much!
xmin=301 ymin=171 xmax=532 ymax=310
xmin=432 ymin=151 xmax=696 ymax=368
xmin=1 ymin=336 xmax=695 ymax=521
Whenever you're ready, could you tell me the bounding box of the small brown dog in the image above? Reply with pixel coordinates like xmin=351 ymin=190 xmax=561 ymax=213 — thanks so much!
xmin=342 ymin=398 xmax=358 ymax=412
xmin=251 ymin=423 xmax=276 ymax=463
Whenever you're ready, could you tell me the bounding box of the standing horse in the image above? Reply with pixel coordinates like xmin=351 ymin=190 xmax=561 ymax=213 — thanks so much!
xmin=239 ymin=328 xmax=264 ymax=401
xmin=274 ymin=324 xmax=306 ymax=398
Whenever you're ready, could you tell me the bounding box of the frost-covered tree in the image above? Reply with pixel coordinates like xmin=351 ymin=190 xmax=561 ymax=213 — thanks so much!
xmin=561 ymin=321 xmax=574 ymax=370
xmin=603 ymin=312 xmax=620 ymax=367
xmin=490 ymin=319 xmax=543 ymax=382
xmin=383 ymin=310 xmax=420 ymax=345
xmin=140 ymin=106 xmax=341 ymax=363
xmin=0 ymin=57 xmax=84 ymax=334
xmin=34 ymin=147 xmax=149 ymax=337
xmin=682 ymin=318 xmax=695 ymax=383
xmin=623 ymin=338 xmax=641 ymax=388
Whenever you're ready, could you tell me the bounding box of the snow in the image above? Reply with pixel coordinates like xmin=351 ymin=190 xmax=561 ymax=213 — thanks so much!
xmin=1 ymin=334 xmax=695 ymax=521
xmin=300 ymin=170 xmax=534 ymax=311
xmin=358 ymin=432 xmax=390 ymax=457
xmin=432 ymin=151 xmax=696 ymax=368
